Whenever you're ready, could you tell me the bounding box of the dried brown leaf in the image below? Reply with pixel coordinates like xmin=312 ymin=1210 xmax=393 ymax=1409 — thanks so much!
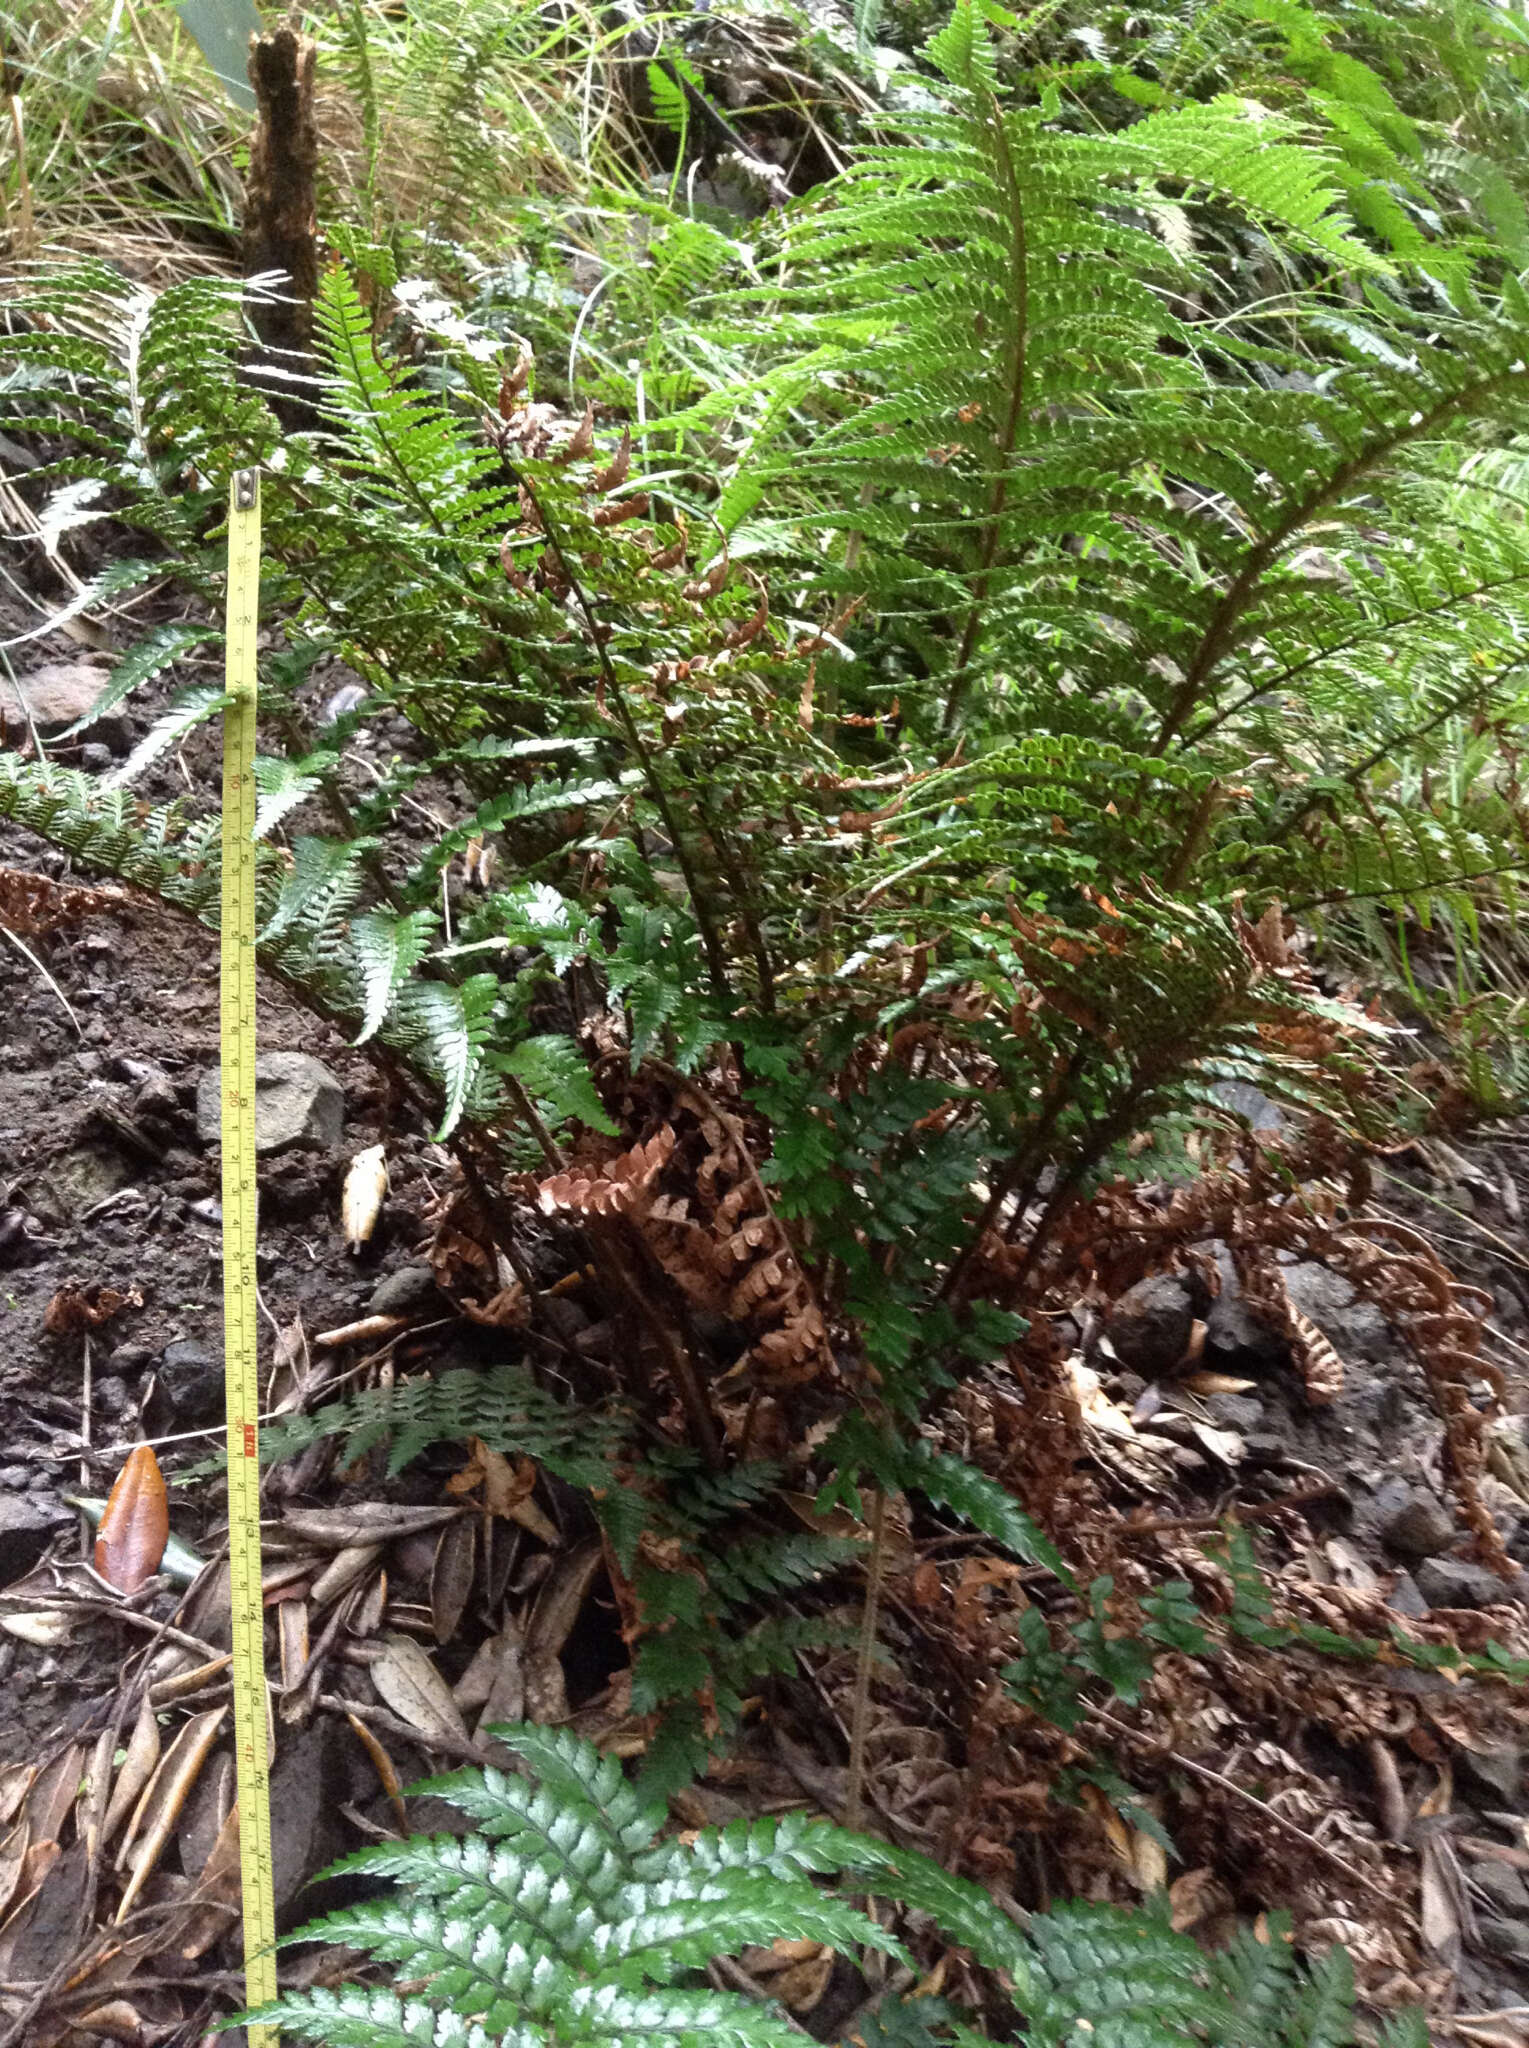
xmin=430 ymin=1517 xmax=477 ymax=1645
xmin=346 ymin=1712 xmax=408 ymax=1834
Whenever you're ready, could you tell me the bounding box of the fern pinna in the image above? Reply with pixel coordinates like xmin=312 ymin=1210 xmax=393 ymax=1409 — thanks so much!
xmin=249 ymin=1722 xmax=1425 ymax=2048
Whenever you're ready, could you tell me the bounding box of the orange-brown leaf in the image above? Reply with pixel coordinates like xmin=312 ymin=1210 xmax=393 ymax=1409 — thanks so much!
xmin=93 ymin=1446 xmax=169 ymax=1594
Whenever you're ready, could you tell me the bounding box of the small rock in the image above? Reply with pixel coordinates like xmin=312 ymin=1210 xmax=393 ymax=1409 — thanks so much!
xmin=1458 ymin=1746 xmax=1524 ymax=1806
xmin=539 ymin=1296 xmax=591 ymax=1345
xmin=1477 ymin=1918 xmax=1529 ymax=1967
xmin=79 ymin=741 xmax=113 ymax=773
xmin=39 ymin=1141 xmax=135 ymax=1220
xmin=132 ymin=1074 xmax=181 ymax=1121
xmin=1103 ymin=1275 xmax=1195 ymax=1376
xmin=367 ymin=1264 xmax=441 ymax=1317
xmin=189 ymin=1197 xmax=222 ymax=1226
xmin=1283 ymin=1262 xmax=1391 ymax=1363
xmin=113 ymin=1057 xmax=163 ymax=1087
xmin=196 ymin=1051 xmax=344 ymax=1154
xmin=106 ymin=1341 xmax=151 ymax=1375
xmin=1387 ymin=1572 xmax=1428 ymax=1619
xmin=1470 ymin=1861 xmax=1529 ymax=1914
xmin=155 ymin=1339 xmax=223 ymax=1425
xmin=1204 ymin=1294 xmax=1291 ymax=1375
xmin=320 ymin=680 xmax=369 ymax=725
xmin=0 ymin=1492 xmax=73 ymax=1588
xmin=11 ymin=659 xmax=131 ymax=750
xmin=1242 ymin=1432 xmax=1291 ymax=1467
xmin=1416 ymin=1556 xmax=1514 ymax=1610
xmin=0 ymin=1466 xmax=28 ymax=1489
xmin=1379 ymin=1486 xmax=1457 ymax=1560
xmin=1205 ymin=1393 xmax=1265 ymax=1433
xmin=93 ymin=1378 xmax=134 ymax=1423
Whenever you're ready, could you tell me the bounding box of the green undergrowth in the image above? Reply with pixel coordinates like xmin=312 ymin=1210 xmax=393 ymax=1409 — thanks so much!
xmin=7 ymin=0 xmax=1529 ymax=2028
xmin=240 ymin=1722 xmax=1429 ymax=2048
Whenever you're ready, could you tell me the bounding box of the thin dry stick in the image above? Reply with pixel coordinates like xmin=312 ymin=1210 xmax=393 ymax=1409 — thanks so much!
xmin=1088 ymin=1705 xmax=1398 ymax=1909
xmin=845 ymin=1487 xmax=889 ymax=1834
xmin=77 ymin=1333 xmax=92 ymax=1563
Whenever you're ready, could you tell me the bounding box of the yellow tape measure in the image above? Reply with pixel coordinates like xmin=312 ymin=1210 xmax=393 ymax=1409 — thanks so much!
xmin=221 ymin=468 xmax=280 ymax=2048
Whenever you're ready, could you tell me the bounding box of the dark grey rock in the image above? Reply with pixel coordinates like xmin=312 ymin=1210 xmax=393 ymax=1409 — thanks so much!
xmin=1205 ymin=1394 xmax=1266 ymax=1433
xmin=1379 ymin=1486 xmax=1457 ymax=1561
xmin=1283 ymin=1262 xmax=1391 ymax=1363
xmin=1458 ymin=1746 xmax=1524 ymax=1805
xmin=1387 ymin=1572 xmax=1428 ymax=1619
xmin=1470 ymin=1861 xmax=1529 ymax=1915
xmin=105 ymin=1341 xmax=152 ymax=1375
xmin=1477 ymin=1918 xmax=1529 ymax=1966
xmin=156 ymin=1338 xmax=223 ymax=1425
xmin=539 ymin=1296 xmax=592 ymax=1344
xmin=1205 ymin=1296 xmax=1293 ymax=1371
xmin=1242 ymin=1433 xmax=1292 ymax=1467
xmin=0 ymin=1491 xmax=72 ymax=1588
xmin=93 ymin=1378 xmax=134 ymax=1422
xmin=1417 ymin=1556 xmax=1514 ymax=1611
xmin=367 ymin=1264 xmax=441 ymax=1317
xmin=1104 ymin=1274 xmax=1195 ymax=1377
xmin=79 ymin=741 xmax=113 ymax=773
xmin=196 ymin=1051 xmax=344 ymax=1154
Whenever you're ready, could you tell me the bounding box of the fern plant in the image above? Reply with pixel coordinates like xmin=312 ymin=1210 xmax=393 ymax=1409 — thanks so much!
xmin=248 ymin=1722 xmax=1427 ymax=2048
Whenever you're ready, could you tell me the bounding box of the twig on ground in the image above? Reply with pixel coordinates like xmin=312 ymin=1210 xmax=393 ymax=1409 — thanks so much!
xmin=1088 ymin=1705 xmax=1398 ymax=1909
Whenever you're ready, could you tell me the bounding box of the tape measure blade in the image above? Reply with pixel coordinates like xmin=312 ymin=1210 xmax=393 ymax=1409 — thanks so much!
xmin=221 ymin=468 xmax=280 ymax=2046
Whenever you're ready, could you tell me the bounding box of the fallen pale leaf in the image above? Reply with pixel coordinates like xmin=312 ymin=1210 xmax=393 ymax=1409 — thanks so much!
xmin=73 ymin=2001 xmax=143 ymax=2043
xmin=116 ymin=1706 xmax=228 ymax=1919
xmin=282 ymin=1502 xmax=462 ymax=1548
xmin=370 ymin=1634 xmax=469 ymax=1743
xmin=103 ymin=1698 xmax=161 ymax=1848
xmin=430 ymin=1517 xmax=477 ymax=1644
xmin=0 ymin=1611 xmax=70 ymax=1647
xmin=0 ymin=1766 xmax=34 ymax=1829
xmin=475 ymin=1621 xmax=526 ymax=1738
xmin=1178 ymin=1372 xmax=1257 ymax=1397
xmin=314 ymin=1313 xmax=407 ymax=1349
xmin=175 ymin=1746 xmax=234 ymax=1881
xmin=350 ymin=1569 xmax=388 ymax=1638
xmin=94 ymin=1444 xmax=169 ymax=1594
xmin=28 ymin=1743 xmax=87 ymax=1846
xmin=311 ymin=1542 xmax=384 ymax=1608
xmin=0 ymin=1839 xmax=60 ymax=1936
xmin=527 ymin=1542 xmax=604 ymax=1662
xmin=279 ymin=1599 xmax=310 ymax=1690
xmin=180 ymin=1803 xmax=242 ymax=1960
xmin=0 ymin=1820 xmax=29 ymax=1925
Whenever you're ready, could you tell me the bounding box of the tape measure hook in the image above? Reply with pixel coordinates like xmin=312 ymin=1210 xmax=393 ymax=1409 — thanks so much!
xmin=234 ymin=467 xmax=260 ymax=511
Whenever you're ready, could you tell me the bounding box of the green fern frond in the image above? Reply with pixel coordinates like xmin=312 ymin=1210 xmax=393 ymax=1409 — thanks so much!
xmin=249 ymin=1728 xmax=1400 ymax=2048
xmin=250 ymin=1363 xmax=623 ymax=1486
